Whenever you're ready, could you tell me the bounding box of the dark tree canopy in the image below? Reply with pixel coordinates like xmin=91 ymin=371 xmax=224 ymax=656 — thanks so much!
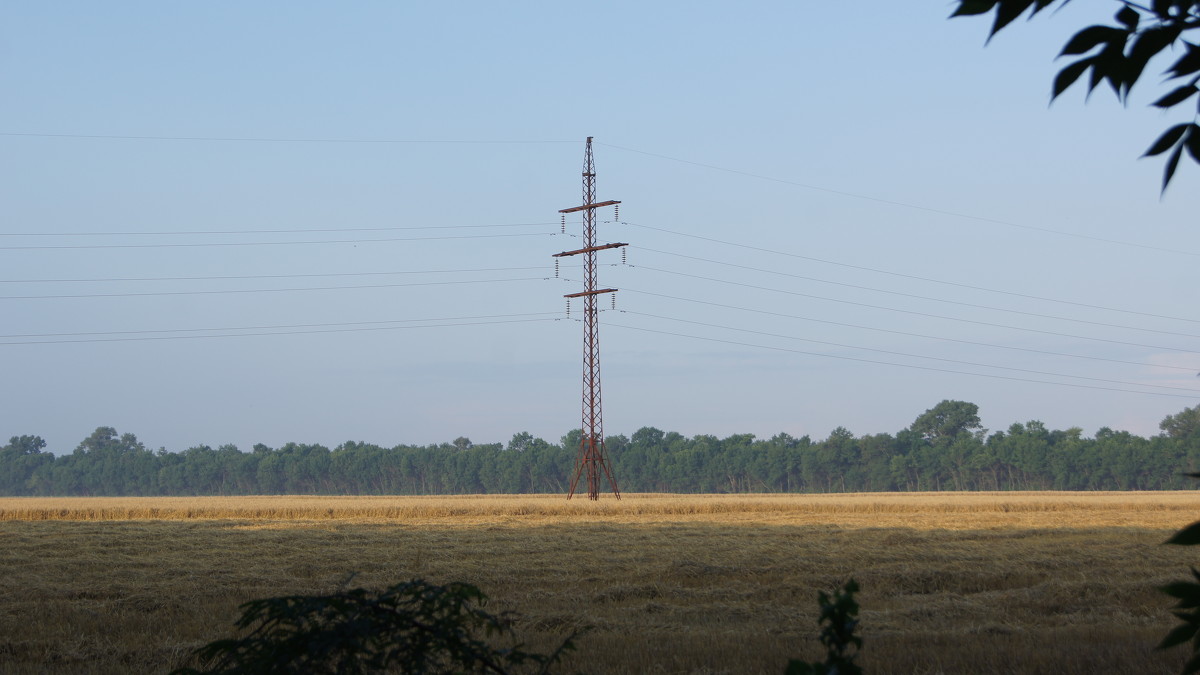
xmin=6 ymin=402 xmax=1200 ymax=496
xmin=4 ymin=435 xmax=46 ymax=455
xmin=1162 ymin=405 xmax=1200 ymax=440
xmin=910 ymin=400 xmax=983 ymax=443
xmin=952 ymin=0 xmax=1200 ymax=191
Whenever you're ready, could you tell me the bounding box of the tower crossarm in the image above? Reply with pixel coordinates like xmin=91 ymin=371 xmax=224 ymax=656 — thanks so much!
xmin=553 ymin=242 xmax=628 ymax=258
xmin=564 ymin=288 xmax=618 ymax=299
xmin=559 ymin=200 xmax=621 ymax=214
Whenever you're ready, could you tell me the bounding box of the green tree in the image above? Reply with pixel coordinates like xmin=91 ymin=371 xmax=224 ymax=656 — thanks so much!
xmin=1164 ymin=406 xmax=1200 ymax=441
xmin=952 ymin=0 xmax=1200 ymax=191
xmin=72 ymin=427 xmax=158 ymax=495
xmin=4 ymin=435 xmax=46 ymax=455
xmin=906 ymin=403 xmax=985 ymax=490
xmin=811 ymin=428 xmax=859 ymax=493
xmin=910 ymin=400 xmax=982 ymax=444
xmin=999 ymin=421 xmax=1053 ymax=489
xmin=0 ymin=435 xmax=52 ymax=495
xmin=857 ymin=433 xmax=899 ymax=492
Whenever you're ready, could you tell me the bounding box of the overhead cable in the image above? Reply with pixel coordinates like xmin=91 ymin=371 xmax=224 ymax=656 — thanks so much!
xmin=605 ymin=322 xmax=1200 ymax=400
xmin=0 ymin=276 xmax=550 ymax=300
xmin=619 ymin=310 xmax=1200 ymax=394
xmin=0 ymin=316 xmax=562 ymax=346
xmin=631 ymin=247 xmax=1200 ymax=338
xmin=0 ymin=311 xmax=561 ymax=340
xmin=0 ymin=132 xmax=576 ymax=144
xmin=599 ymin=144 xmax=1198 ymax=257
xmin=0 ymin=231 xmax=556 ymax=251
xmin=0 ymin=221 xmax=560 ymax=237
xmin=0 ymin=265 xmax=567 ymax=284
xmin=620 ymin=286 xmax=1200 ymax=373
xmin=626 ymin=222 xmax=1200 ymax=324
xmin=619 ymin=267 xmax=1200 ymax=355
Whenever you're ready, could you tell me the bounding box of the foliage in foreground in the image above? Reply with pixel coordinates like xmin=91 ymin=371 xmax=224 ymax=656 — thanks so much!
xmin=1161 ymin=473 xmax=1200 ymax=673
xmin=170 ymin=578 xmax=576 ymax=675
xmin=173 ymin=574 xmax=865 ymax=675
xmin=787 ymin=580 xmax=863 ymax=675
xmin=952 ymin=0 xmax=1200 ymax=191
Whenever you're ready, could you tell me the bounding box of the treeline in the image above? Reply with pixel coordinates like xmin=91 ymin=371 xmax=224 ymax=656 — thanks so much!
xmin=4 ymin=401 xmax=1200 ymax=496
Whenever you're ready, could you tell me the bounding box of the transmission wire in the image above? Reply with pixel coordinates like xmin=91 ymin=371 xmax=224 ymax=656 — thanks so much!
xmin=625 ymin=222 xmax=1200 ymax=324
xmin=599 ymin=144 xmax=1198 ymax=257
xmin=605 ymin=322 xmax=1200 ymax=400
xmin=0 ymin=276 xmax=550 ymax=300
xmin=1 ymin=316 xmax=562 ymax=346
xmin=0 ymin=221 xmax=558 ymax=237
xmin=619 ymin=286 xmax=1200 ymax=373
xmin=619 ymin=310 xmax=1200 ymax=394
xmin=0 ymin=231 xmax=557 ymax=251
xmin=630 ymin=247 xmax=1200 ymax=338
xmin=615 ymin=267 xmax=1200 ymax=355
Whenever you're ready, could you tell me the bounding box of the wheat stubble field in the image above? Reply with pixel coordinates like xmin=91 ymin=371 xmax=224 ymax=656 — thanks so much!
xmin=1 ymin=493 xmax=1199 ymax=674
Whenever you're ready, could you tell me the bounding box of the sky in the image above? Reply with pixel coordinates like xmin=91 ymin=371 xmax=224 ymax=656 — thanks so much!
xmin=3 ymin=2 xmax=1199 ymax=455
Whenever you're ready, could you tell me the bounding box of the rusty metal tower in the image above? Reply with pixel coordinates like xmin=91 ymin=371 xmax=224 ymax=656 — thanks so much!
xmin=555 ymin=137 xmax=626 ymax=500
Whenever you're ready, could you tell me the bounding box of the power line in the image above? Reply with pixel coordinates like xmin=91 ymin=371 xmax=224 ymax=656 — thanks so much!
xmin=0 ymin=132 xmax=576 ymax=144
xmin=0 ymin=316 xmax=562 ymax=346
xmin=8 ymin=131 xmax=1191 ymax=256
xmin=0 ymin=276 xmax=551 ymax=300
xmin=0 ymin=265 xmax=568 ymax=284
xmin=619 ymin=310 xmax=1200 ymax=394
xmin=0 ymin=221 xmax=560 ymax=237
xmin=0 ymin=231 xmax=557 ymax=251
xmin=626 ymin=222 xmax=1200 ymax=324
xmin=599 ymin=143 xmax=1199 ymax=257
xmin=605 ymin=322 xmax=1200 ymax=400
xmin=617 ymin=267 xmax=1200 ymax=355
xmin=630 ymin=247 xmax=1200 ymax=338
xmin=0 ymin=311 xmax=558 ymax=340
xmin=620 ymin=286 xmax=1200 ymax=373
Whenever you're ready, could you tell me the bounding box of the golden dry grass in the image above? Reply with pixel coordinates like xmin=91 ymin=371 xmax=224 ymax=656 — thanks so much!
xmin=1 ymin=492 xmax=1198 ymax=674
xmin=4 ymin=491 xmax=1198 ymax=527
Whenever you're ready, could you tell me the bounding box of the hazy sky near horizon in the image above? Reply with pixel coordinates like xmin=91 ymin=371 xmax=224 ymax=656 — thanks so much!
xmin=3 ymin=2 xmax=1199 ymax=455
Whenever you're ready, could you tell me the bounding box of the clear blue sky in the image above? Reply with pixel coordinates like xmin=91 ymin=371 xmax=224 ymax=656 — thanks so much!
xmin=3 ymin=2 xmax=1198 ymax=454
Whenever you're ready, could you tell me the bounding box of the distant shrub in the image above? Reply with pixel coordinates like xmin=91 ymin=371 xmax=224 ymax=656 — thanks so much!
xmin=171 ymin=578 xmax=576 ymax=675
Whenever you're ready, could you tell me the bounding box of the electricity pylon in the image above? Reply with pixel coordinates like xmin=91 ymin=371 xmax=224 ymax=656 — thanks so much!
xmin=554 ymin=137 xmax=626 ymax=500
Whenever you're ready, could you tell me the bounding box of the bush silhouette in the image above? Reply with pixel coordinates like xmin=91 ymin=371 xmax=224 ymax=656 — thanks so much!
xmin=786 ymin=579 xmax=863 ymax=675
xmin=1160 ymin=472 xmax=1200 ymax=674
xmin=171 ymin=578 xmax=576 ymax=675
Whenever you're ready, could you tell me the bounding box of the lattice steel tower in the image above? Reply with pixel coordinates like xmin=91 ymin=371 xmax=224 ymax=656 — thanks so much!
xmin=554 ymin=137 xmax=626 ymax=500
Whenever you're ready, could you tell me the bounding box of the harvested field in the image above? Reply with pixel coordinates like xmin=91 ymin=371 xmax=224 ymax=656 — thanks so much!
xmin=0 ymin=492 xmax=1197 ymax=673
